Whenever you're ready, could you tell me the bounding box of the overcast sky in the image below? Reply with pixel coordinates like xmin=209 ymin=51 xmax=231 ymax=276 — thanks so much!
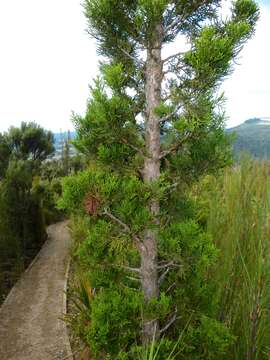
xmin=0 ymin=0 xmax=269 ymax=133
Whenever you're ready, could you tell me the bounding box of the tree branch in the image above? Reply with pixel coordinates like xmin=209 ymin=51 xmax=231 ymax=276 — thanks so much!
xmin=157 ymin=260 xmax=183 ymax=269
xmin=112 ymin=264 xmax=141 ymax=276
xmin=120 ymin=265 xmax=141 ymax=274
xmin=103 ymin=209 xmax=145 ymax=253
xmin=119 ymin=47 xmax=144 ymax=66
xmin=162 ymin=51 xmax=185 ymax=65
xmin=127 ymin=276 xmax=141 ymax=282
xmin=159 ymin=104 xmax=182 ymax=124
xmin=159 ymin=133 xmax=191 ymax=159
xmin=160 ymin=307 xmax=178 ymax=334
xmin=165 ymin=282 xmax=176 ymax=294
xmin=164 ymin=16 xmax=182 ymax=35
xmin=120 ymin=138 xmax=145 ymax=156
xmin=163 ymin=0 xmax=211 ymax=37
xmin=158 ymin=267 xmax=171 ymax=285
xmin=166 ymin=182 xmax=179 ymax=193
xmin=157 ymin=260 xmax=174 ymax=269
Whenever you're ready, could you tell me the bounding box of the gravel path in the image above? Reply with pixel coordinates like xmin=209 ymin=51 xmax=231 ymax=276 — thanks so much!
xmin=0 ymin=221 xmax=72 ymax=360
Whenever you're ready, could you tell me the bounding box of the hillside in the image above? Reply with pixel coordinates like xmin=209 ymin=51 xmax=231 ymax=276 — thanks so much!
xmin=227 ymin=118 xmax=270 ymax=158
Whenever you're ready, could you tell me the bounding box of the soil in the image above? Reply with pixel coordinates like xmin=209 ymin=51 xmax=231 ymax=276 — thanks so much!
xmin=0 ymin=221 xmax=73 ymax=360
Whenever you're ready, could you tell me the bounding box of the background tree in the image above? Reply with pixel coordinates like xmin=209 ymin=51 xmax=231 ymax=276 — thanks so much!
xmin=0 ymin=134 xmax=11 ymax=179
xmin=0 ymin=122 xmax=55 ymax=301
xmin=7 ymin=121 xmax=54 ymax=163
xmin=62 ymin=130 xmax=72 ymax=175
xmin=60 ymin=0 xmax=259 ymax=355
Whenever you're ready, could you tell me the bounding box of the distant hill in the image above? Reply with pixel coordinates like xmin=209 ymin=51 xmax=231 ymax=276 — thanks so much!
xmin=227 ymin=118 xmax=270 ymax=159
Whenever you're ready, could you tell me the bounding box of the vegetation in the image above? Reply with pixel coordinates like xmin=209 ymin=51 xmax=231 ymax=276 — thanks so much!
xmin=1 ymin=1 xmax=268 ymax=360
xmin=195 ymin=158 xmax=270 ymax=359
xmin=0 ymin=122 xmax=68 ymax=301
xmin=59 ymin=0 xmax=259 ymax=358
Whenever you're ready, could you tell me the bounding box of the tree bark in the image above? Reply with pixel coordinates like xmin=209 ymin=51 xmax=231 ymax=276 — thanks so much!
xmin=141 ymin=24 xmax=163 ymax=343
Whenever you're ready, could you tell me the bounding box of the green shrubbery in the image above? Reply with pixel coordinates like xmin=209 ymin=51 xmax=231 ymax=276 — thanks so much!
xmin=0 ymin=123 xmax=59 ymax=300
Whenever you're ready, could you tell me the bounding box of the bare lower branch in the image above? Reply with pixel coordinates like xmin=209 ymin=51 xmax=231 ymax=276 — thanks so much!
xmin=165 ymin=282 xmax=176 ymax=294
xmin=119 ymin=47 xmax=144 ymax=66
xmin=127 ymin=276 xmax=141 ymax=282
xmin=159 ymin=133 xmax=191 ymax=159
xmin=160 ymin=307 xmax=178 ymax=334
xmin=120 ymin=265 xmax=141 ymax=274
xmin=120 ymin=138 xmax=145 ymax=156
xmin=161 ymin=93 xmax=171 ymax=102
xmin=163 ymin=0 xmax=211 ymax=37
xmin=167 ymin=182 xmax=179 ymax=193
xmin=157 ymin=260 xmax=175 ymax=269
xmin=164 ymin=16 xmax=181 ymax=35
xmin=158 ymin=267 xmax=171 ymax=285
xmin=163 ymin=51 xmax=185 ymax=64
xmin=157 ymin=261 xmax=183 ymax=269
xmin=159 ymin=104 xmax=182 ymax=124
xmin=103 ymin=209 xmax=145 ymax=253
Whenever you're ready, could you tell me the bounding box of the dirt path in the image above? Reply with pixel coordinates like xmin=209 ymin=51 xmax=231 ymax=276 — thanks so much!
xmin=0 ymin=221 xmax=72 ymax=360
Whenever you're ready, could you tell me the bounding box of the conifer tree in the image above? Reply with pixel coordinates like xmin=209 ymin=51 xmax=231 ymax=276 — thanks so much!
xmin=60 ymin=0 xmax=259 ymax=351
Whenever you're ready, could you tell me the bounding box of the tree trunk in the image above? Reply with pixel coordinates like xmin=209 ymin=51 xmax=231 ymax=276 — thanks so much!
xmin=141 ymin=24 xmax=163 ymax=343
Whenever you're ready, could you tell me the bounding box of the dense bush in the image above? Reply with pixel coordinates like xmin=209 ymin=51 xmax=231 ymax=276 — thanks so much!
xmin=0 ymin=123 xmax=55 ymax=301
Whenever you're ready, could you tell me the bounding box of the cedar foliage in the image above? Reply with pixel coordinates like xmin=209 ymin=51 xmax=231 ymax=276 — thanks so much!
xmin=59 ymin=0 xmax=259 ymax=357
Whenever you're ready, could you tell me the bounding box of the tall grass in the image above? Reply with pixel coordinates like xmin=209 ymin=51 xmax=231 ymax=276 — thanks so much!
xmin=202 ymin=159 xmax=270 ymax=359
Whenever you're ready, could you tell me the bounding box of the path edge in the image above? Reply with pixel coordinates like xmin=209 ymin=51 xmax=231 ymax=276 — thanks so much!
xmin=63 ymin=256 xmax=73 ymax=359
xmin=0 ymin=221 xmax=74 ymax=360
xmin=0 ymin=235 xmax=51 ymax=314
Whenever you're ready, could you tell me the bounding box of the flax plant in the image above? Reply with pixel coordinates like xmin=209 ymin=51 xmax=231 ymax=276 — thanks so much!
xmin=201 ymin=159 xmax=270 ymax=359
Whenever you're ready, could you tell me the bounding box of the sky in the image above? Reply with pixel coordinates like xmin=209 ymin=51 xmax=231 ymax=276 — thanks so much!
xmin=0 ymin=0 xmax=269 ymax=133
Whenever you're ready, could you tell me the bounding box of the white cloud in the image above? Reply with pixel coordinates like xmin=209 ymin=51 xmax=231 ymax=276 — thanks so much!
xmin=0 ymin=0 xmax=268 ymax=132
xmin=0 ymin=0 xmax=98 ymax=132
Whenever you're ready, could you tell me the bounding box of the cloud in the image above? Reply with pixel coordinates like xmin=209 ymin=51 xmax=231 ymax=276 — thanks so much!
xmin=0 ymin=0 xmax=268 ymax=132
xmin=0 ymin=0 xmax=98 ymax=132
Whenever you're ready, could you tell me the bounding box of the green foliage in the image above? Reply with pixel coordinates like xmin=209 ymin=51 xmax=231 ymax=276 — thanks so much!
xmin=184 ymin=315 xmax=235 ymax=359
xmin=86 ymin=287 xmax=142 ymax=356
xmin=59 ymin=167 xmax=153 ymax=233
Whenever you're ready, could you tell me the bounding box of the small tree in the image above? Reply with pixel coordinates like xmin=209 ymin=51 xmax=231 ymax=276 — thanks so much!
xmin=6 ymin=121 xmax=54 ymax=162
xmin=0 ymin=134 xmax=11 ymax=179
xmin=60 ymin=0 xmax=258 ymax=353
xmin=62 ymin=130 xmax=72 ymax=175
xmin=0 ymin=122 xmax=55 ymax=299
